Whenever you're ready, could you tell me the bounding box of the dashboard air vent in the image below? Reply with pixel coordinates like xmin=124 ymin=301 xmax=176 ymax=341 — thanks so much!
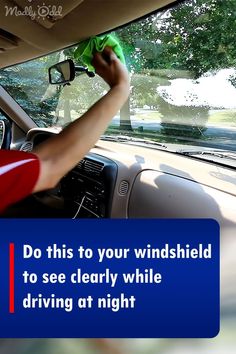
xmin=84 ymin=159 xmax=104 ymax=175
xmin=20 ymin=141 xmax=33 ymax=152
xmin=118 ymin=180 xmax=129 ymax=196
xmin=77 ymin=159 xmax=85 ymax=169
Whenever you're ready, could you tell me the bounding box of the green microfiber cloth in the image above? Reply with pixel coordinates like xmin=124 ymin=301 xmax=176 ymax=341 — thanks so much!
xmin=74 ymin=35 xmax=126 ymax=72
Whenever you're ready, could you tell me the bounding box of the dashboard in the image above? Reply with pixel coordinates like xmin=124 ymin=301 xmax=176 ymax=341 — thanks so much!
xmin=8 ymin=127 xmax=236 ymax=229
xmin=20 ymin=130 xmax=118 ymax=218
xmin=2 ymin=127 xmax=235 ymax=328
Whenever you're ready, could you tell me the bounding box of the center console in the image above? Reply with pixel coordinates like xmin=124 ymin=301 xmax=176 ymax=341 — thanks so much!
xmin=61 ymin=153 xmax=117 ymax=218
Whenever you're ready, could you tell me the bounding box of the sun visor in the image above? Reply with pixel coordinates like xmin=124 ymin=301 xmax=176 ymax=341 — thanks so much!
xmin=12 ymin=0 xmax=84 ymax=29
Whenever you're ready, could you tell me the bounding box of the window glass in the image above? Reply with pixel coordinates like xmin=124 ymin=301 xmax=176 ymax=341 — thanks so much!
xmin=0 ymin=0 xmax=236 ymax=152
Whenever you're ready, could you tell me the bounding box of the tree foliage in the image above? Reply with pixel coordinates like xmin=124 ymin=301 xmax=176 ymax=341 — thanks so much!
xmin=0 ymin=55 xmax=60 ymax=127
xmin=157 ymin=0 xmax=236 ymax=77
xmin=116 ymin=0 xmax=236 ymax=78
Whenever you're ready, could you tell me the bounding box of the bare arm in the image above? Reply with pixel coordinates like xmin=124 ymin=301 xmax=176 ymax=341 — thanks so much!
xmin=32 ymin=47 xmax=130 ymax=192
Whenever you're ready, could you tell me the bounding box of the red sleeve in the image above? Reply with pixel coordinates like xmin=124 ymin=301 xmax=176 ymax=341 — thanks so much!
xmin=0 ymin=150 xmax=40 ymax=212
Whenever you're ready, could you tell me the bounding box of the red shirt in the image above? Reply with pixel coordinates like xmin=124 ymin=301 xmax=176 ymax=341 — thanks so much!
xmin=0 ymin=150 xmax=40 ymax=212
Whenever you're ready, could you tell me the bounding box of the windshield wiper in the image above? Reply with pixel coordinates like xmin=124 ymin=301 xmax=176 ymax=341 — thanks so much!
xmin=178 ymin=149 xmax=236 ymax=161
xmin=101 ymin=135 xmax=167 ymax=148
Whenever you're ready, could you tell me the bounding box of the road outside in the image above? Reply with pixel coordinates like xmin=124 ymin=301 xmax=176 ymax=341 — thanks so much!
xmin=110 ymin=108 xmax=236 ymax=150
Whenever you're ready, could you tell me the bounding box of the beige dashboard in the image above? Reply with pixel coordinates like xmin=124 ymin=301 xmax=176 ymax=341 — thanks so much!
xmin=91 ymin=140 xmax=236 ymax=221
xmin=5 ymin=130 xmax=236 ymax=319
xmin=91 ymin=139 xmax=236 ymax=315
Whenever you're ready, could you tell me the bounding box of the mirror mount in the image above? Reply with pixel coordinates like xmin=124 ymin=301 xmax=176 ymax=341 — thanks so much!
xmin=75 ymin=66 xmax=95 ymax=78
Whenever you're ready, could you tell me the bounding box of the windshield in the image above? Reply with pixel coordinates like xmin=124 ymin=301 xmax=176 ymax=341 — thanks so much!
xmin=1 ymin=0 xmax=236 ymax=156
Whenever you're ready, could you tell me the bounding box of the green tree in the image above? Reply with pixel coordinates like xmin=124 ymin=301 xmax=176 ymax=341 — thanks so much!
xmin=156 ymin=0 xmax=236 ymax=77
xmin=0 ymin=54 xmax=60 ymax=127
xmin=115 ymin=0 xmax=236 ymax=136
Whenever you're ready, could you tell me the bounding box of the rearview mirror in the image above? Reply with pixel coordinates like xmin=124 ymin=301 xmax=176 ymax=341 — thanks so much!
xmin=49 ymin=59 xmax=75 ymax=85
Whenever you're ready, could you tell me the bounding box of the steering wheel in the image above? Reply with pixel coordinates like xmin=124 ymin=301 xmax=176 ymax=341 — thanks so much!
xmin=1 ymin=119 xmax=12 ymax=150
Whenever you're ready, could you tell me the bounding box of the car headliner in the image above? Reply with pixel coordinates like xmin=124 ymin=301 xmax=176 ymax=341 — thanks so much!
xmin=0 ymin=0 xmax=176 ymax=69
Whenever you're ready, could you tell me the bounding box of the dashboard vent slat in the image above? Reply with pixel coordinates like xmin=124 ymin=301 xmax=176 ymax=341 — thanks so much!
xmin=118 ymin=180 xmax=129 ymax=196
xmin=77 ymin=159 xmax=85 ymax=169
xmin=84 ymin=159 xmax=104 ymax=175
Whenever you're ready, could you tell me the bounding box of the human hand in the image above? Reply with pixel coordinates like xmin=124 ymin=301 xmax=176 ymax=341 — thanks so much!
xmin=92 ymin=47 xmax=130 ymax=92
